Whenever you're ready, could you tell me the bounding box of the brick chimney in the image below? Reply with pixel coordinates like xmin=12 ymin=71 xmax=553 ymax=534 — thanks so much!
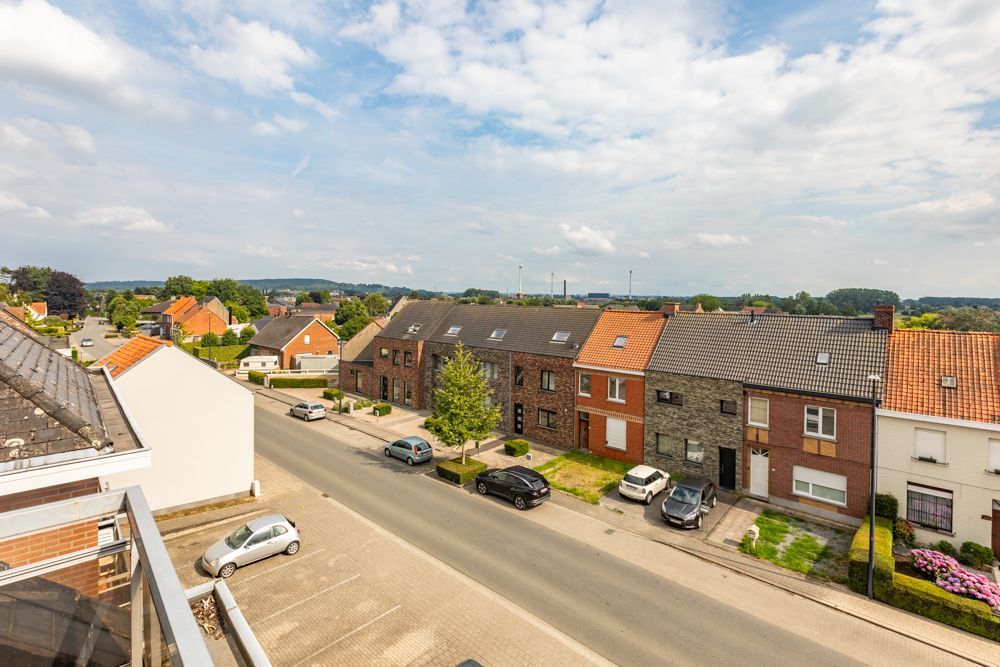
xmin=873 ymin=304 xmax=895 ymax=331
xmin=661 ymin=302 xmax=680 ymax=316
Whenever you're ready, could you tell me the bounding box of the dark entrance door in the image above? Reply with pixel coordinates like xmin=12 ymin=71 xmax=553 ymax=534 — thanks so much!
xmin=578 ymin=413 xmax=590 ymax=449
xmin=719 ymin=447 xmax=737 ymax=490
xmin=380 ymin=375 xmax=388 ymax=401
xmin=513 ymin=403 xmax=523 ymax=434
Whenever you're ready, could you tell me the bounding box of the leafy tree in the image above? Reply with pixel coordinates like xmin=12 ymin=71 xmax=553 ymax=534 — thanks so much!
xmin=636 ymin=297 xmax=664 ymax=311
xmin=221 ymin=329 xmax=239 ymax=346
xmin=339 ymin=314 xmax=372 ymax=340
xmin=235 ymin=283 xmax=267 ymax=318
xmin=226 ymin=301 xmax=250 ymax=323
xmin=408 ymin=290 xmax=421 ymax=300
xmin=238 ymin=326 xmax=257 ymax=343
xmin=307 ymin=290 xmax=330 ymax=303
xmin=825 ymin=288 xmax=901 ymax=314
xmin=939 ymin=307 xmax=1000 ymax=332
xmin=205 ymin=278 xmax=241 ymax=304
xmin=163 ymin=275 xmax=195 ymax=297
xmin=689 ymin=294 xmax=722 ymax=311
xmin=427 ymin=342 xmax=502 ymax=465
xmin=200 ymin=331 xmax=219 ymax=347
xmin=190 ymin=281 xmax=209 ymax=299
xmin=897 ymin=313 xmax=944 ymax=330
xmin=6 ymin=265 xmax=52 ymax=299
xmin=0 ymin=283 xmax=13 ymax=304
xmin=363 ymin=292 xmax=390 ymax=316
xmin=335 ymin=298 xmax=367 ymax=324
xmin=171 ymin=322 xmax=188 ymax=345
xmin=109 ymin=298 xmax=139 ymax=333
xmin=47 ymin=271 xmax=87 ymax=317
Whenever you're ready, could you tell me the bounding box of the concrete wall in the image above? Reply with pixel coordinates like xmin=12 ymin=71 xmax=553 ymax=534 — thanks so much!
xmin=102 ymin=346 xmax=254 ymax=512
xmin=878 ymin=413 xmax=1000 ymax=550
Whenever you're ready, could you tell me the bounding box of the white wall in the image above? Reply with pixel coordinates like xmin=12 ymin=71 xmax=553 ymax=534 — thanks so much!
xmin=102 ymin=346 xmax=254 ymax=512
xmin=877 ymin=413 xmax=1000 ymax=549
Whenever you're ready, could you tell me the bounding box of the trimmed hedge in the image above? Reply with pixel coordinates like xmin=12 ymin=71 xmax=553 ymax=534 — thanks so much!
xmin=847 ymin=517 xmax=894 ymax=599
xmin=322 ymin=388 xmax=344 ymax=400
xmin=436 ymin=457 xmax=487 ymax=486
xmin=373 ymin=403 xmax=391 ymax=416
xmin=247 ymin=371 xmax=266 ymax=385
xmin=504 ymin=439 xmax=531 ymax=457
xmin=873 ymin=493 xmax=898 ymax=521
xmin=192 ymin=344 xmax=249 ymax=363
xmin=959 ymin=541 xmax=996 ymax=569
xmin=890 ymin=573 xmax=1000 ymax=641
xmin=269 ymin=376 xmax=328 ymax=389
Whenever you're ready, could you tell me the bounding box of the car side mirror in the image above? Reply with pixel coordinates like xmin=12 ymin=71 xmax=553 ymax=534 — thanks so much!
xmin=700 ymin=505 xmax=710 ymax=514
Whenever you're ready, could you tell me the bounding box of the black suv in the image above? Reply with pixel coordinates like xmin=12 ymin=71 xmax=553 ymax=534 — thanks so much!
xmin=475 ymin=466 xmax=551 ymax=510
xmin=661 ymin=476 xmax=717 ymax=529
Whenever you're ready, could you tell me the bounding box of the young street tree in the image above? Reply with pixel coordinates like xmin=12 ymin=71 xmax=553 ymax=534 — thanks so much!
xmin=427 ymin=341 xmax=501 ymax=465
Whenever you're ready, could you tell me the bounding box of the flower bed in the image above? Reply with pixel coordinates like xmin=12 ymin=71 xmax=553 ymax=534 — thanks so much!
xmin=910 ymin=549 xmax=1000 ymax=609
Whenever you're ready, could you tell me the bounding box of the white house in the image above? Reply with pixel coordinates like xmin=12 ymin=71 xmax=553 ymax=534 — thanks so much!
xmin=878 ymin=329 xmax=1000 ymax=556
xmin=94 ymin=336 xmax=254 ymax=512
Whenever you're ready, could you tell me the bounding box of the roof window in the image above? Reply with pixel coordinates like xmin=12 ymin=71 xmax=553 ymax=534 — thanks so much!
xmin=612 ymin=335 xmax=628 ymax=349
xmin=941 ymin=375 xmax=957 ymax=388
xmin=406 ymin=323 xmax=422 ymax=334
xmin=445 ymin=325 xmax=462 ymax=336
xmin=551 ymin=331 xmax=571 ymax=343
xmin=816 ymin=352 xmax=830 ymax=365
xmin=489 ymin=328 xmax=507 ymax=340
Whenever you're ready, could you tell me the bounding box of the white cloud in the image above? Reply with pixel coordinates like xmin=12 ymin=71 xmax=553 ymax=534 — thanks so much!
xmin=275 ymin=114 xmax=307 ymax=132
xmin=0 ymin=191 xmax=49 ymax=218
xmin=880 ymin=191 xmax=998 ymax=237
xmin=73 ymin=206 xmax=167 ymax=232
xmin=694 ymin=233 xmax=751 ymax=248
xmin=327 ymin=256 xmax=414 ymax=275
xmin=292 ymin=207 xmax=306 ymax=218
xmin=59 ymin=124 xmax=97 ymax=154
xmin=189 ymin=16 xmax=316 ymax=94
xmin=244 ymin=244 xmax=280 ymax=257
xmin=250 ymin=121 xmax=280 ymax=136
xmin=558 ymin=224 xmax=616 ymax=254
xmin=290 ymin=155 xmax=311 ymax=179
xmin=290 ymin=91 xmax=339 ymax=120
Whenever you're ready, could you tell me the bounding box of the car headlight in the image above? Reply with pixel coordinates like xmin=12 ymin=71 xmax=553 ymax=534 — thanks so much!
xmin=207 ymin=558 xmax=219 ymax=567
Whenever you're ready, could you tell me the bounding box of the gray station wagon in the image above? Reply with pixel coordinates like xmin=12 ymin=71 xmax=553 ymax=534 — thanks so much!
xmin=384 ymin=436 xmax=433 ymax=465
xmin=290 ymin=402 xmax=326 ymax=421
xmin=202 ymin=514 xmax=301 ymax=578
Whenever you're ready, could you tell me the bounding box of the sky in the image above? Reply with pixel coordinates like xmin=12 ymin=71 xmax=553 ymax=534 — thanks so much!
xmin=0 ymin=0 xmax=998 ymax=298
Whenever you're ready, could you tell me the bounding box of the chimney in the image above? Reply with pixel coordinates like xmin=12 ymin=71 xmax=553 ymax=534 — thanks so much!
xmin=661 ymin=302 xmax=680 ymax=316
xmin=873 ymin=304 xmax=895 ymax=331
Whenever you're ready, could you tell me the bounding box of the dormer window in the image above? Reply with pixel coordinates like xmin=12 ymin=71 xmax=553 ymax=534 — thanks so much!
xmin=489 ymin=328 xmax=507 ymax=340
xmin=941 ymin=375 xmax=957 ymax=388
xmin=612 ymin=335 xmax=628 ymax=349
xmin=406 ymin=323 xmax=422 ymax=334
xmin=445 ymin=325 xmax=462 ymax=336
xmin=551 ymin=331 xmax=570 ymax=343
xmin=816 ymin=352 xmax=830 ymax=365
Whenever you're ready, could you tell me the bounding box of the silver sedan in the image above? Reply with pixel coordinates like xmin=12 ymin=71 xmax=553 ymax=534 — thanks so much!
xmin=202 ymin=514 xmax=301 ymax=578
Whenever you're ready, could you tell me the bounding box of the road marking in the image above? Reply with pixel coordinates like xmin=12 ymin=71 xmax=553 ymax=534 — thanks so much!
xmin=291 ymin=604 xmax=402 ymax=667
xmin=229 ymin=548 xmax=327 ymax=586
xmin=252 ymin=574 xmax=360 ymax=625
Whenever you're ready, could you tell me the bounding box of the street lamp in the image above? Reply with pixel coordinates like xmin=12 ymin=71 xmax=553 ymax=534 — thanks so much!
xmin=866 ymin=373 xmax=882 ymax=599
xmin=338 ymin=335 xmax=344 ymax=416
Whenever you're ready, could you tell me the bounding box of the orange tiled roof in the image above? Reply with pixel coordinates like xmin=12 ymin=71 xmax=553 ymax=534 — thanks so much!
xmin=575 ymin=310 xmax=666 ymax=372
xmin=177 ymin=307 xmax=227 ymax=337
xmin=94 ymin=335 xmax=172 ymax=378
xmin=884 ymin=329 xmax=1000 ymax=424
xmin=163 ymin=296 xmax=197 ymax=317
xmin=29 ymin=302 xmax=47 ymax=317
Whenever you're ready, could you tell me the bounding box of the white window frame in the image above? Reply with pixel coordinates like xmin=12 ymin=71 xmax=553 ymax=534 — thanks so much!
xmin=479 ymin=361 xmax=499 ymax=380
xmin=989 ymin=438 xmax=1000 ymax=473
xmin=303 ymin=334 xmax=311 ymax=344
xmin=578 ymin=372 xmax=591 ymax=397
xmin=540 ymin=370 xmax=556 ymax=392
xmin=608 ymin=376 xmax=625 ymax=403
xmin=792 ymin=466 xmax=847 ymax=507
xmin=748 ymin=397 xmax=769 ymax=427
xmin=684 ymin=439 xmax=704 ymax=464
xmin=914 ymin=428 xmax=947 ymax=464
xmin=804 ymin=405 xmax=836 ymax=440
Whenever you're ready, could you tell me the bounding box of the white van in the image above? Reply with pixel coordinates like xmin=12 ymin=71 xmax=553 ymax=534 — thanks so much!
xmin=236 ymin=355 xmax=280 ymax=377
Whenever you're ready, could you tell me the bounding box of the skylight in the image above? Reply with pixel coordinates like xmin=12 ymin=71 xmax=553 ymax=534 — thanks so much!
xmin=406 ymin=323 xmax=422 ymax=334
xmin=816 ymin=352 xmax=830 ymax=365
xmin=445 ymin=325 xmax=462 ymax=336
xmin=489 ymin=328 xmax=507 ymax=340
xmin=551 ymin=331 xmax=571 ymax=343
xmin=941 ymin=375 xmax=957 ymax=388
xmin=612 ymin=335 xmax=628 ymax=349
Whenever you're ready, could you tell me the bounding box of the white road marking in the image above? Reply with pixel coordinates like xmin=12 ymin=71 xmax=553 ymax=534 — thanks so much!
xmin=253 ymin=574 xmax=360 ymax=625
xmin=229 ymin=548 xmax=328 ymax=586
xmin=291 ymin=604 xmax=402 ymax=667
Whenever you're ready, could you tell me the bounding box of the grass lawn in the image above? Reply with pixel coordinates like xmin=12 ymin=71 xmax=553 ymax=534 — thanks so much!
xmin=533 ymin=450 xmax=632 ymax=504
xmin=741 ymin=509 xmax=851 ymax=580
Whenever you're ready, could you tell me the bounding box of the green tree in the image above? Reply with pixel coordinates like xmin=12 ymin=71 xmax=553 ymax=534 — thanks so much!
xmin=427 ymin=342 xmax=502 ymax=464
xmin=238 ymin=325 xmax=257 ymax=343
xmin=339 ymin=314 xmax=372 ymax=340
xmin=363 ymin=292 xmax=390 ymax=316
xmin=221 ymin=329 xmax=239 ymax=346
xmin=335 ymin=298 xmax=367 ymax=324
xmin=689 ymin=294 xmax=722 ymax=312
xmin=825 ymin=288 xmax=901 ymax=314
xmin=898 ymin=313 xmax=943 ymax=330
xmin=7 ymin=265 xmax=53 ymax=299
xmin=235 ymin=283 xmax=267 ymax=318
xmin=47 ymin=271 xmax=87 ymax=317
xmin=201 ymin=331 xmax=219 ymax=347
xmin=307 ymin=290 xmax=330 ymax=303
xmin=939 ymin=307 xmax=1000 ymax=332
xmin=163 ymin=275 xmax=195 ymax=297
xmin=226 ymin=301 xmax=250 ymax=323
xmin=171 ymin=322 xmax=188 ymax=345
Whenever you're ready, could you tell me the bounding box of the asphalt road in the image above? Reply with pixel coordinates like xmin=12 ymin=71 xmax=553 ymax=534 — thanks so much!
xmin=252 ymin=406 xmax=969 ymax=667
xmin=70 ymin=316 xmax=124 ymax=359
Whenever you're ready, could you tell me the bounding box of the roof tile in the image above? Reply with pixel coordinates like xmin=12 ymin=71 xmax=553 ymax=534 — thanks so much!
xmin=93 ymin=335 xmax=171 ymax=378
xmin=576 ymin=311 xmax=666 ymax=371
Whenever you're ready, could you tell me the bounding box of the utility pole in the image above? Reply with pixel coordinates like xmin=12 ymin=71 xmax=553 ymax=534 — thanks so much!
xmin=550 ymin=269 xmax=554 ymax=299
xmin=628 ymin=269 xmax=633 ymax=301
xmin=517 ymin=264 xmax=523 ymax=299
xmin=866 ymin=373 xmax=882 ymax=599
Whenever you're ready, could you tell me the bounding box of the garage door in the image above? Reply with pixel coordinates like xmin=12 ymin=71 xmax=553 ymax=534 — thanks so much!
xmin=606 ymin=418 xmax=626 ymax=451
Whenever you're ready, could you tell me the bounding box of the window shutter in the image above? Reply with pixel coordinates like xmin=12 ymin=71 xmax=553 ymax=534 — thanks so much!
xmin=914 ymin=429 xmax=946 ymax=461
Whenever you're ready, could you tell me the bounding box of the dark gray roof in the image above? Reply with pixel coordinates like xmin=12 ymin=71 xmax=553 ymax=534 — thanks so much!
xmin=648 ymin=313 xmax=887 ymax=399
xmin=379 ymin=301 xmax=455 ymax=341
xmin=251 ymin=316 xmax=274 ymax=333
xmin=141 ymin=299 xmax=173 ymax=314
xmin=249 ymin=316 xmax=331 ymax=349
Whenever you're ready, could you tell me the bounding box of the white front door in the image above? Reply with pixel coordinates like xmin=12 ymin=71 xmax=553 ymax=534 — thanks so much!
xmin=750 ymin=448 xmax=769 ymax=498
xmin=606 ymin=418 xmax=627 ymax=452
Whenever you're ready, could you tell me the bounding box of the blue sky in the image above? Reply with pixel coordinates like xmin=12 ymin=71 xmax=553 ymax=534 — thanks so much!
xmin=0 ymin=0 xmax=998 ymax=297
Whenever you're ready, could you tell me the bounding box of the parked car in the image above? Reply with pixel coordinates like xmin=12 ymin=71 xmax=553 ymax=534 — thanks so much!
xmin=384 ymin=436 xmax=433 ymax=466
xmin=475 ymin=465 xmax=550 ymax=510
xmin=618 ymin=465 xmax=670 ymax=505
xmin=202 ymin=514 xmax=301 ymax=578
xmin=661 ymin=476 xmax=717 ymax=529
xmin=80 ymin=338 xmax=94 ymax=347
xmin=290 ymin=402 xmax=326 ymax=421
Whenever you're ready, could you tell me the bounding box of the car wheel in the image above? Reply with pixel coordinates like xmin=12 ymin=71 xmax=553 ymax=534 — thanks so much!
xmin=513 ymin=495 xmax=527 ymax=511
xmin=695 ymin=514 xmax=703 ymax=530
xmin=710 ymin=495 xmax=717 ymax=508
xmin=476 ymin=482 xmax=488 ymax=495
xmin=406 ymin=457 xmax=414 ymax=466
xmin=285 ymin=541 xmax=300 ymax=555
xmin=219 ymin=563 xmax=236 ymax=579
xmin=644 ymin=492 xmax=652 ymax=506
xmin=384 ymin=448 xmax=392 ymax=457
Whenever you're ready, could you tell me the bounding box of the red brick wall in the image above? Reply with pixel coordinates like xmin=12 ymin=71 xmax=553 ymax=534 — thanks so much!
xmin=340 ymin=361 xmax=376 ymax=399
xmin=372 ymin=337 xmax=424 ymax=407
xmin=280 ymin=320 xmax=340 ymax=368
xmin=744 ymin=390 xmax=873 ymax=518
xmin=576 ymin=369 xmax=646 ymax=463
xmin=511 ymin=353 xmax=577 ymax=450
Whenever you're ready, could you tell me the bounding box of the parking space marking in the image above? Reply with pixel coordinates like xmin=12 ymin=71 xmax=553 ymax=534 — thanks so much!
xmin=229 ymin=548 xmax=328 ymax=587
xmin=290 ymin=604 xmax=402 ymax=667
xmin=253 ymin=574 xmax=360 ymax=625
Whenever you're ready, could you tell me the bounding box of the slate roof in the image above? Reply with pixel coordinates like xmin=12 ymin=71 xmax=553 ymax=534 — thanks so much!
xmin=249 ymin=316 xmax=336 ymax=350
xmin=576 ymin=311 xmax=666 ymax=371
xmin=141 ymin=298 xmax=174 ymax=314
xmin=93 ymin=336 xmax=171 ymax=379
xmin=648 ymin=313 xmax=887 ymax=400
xmin=251 ymin=316 xmax=274 ymax=333
xmin=884 ymin=330 xmax=1000 ymax=424
xmin=379 ymin=301 xmax=455 ymax=342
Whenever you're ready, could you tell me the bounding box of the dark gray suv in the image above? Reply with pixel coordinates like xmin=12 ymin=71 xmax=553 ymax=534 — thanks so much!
xmin=661 ymin=476 xmax=717 ymax=529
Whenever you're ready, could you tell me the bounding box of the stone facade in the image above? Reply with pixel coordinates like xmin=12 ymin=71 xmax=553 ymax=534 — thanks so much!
xmin=422 ymin=342 xmax=513 ymax=432
xmin=340 ymin=360 xmax=375 ymax=398
xmin=644 ymin=371 xmax=744 ymax=489
xmin=372 ymin=337 xmax=424 ymax=407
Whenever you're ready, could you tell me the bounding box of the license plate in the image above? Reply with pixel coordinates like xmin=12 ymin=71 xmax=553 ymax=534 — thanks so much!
xmin=669 ymin=517 xmax=682 ymax=524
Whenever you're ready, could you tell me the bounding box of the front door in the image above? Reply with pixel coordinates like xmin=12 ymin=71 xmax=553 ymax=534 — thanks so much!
xmin=514 ymin=403 xmax=524 ymax=434
xmin=719 ymin=447 xmax=737 ymax=490
xmin=993 ymin=501 xmax=1000 ymax=558
xmin=380 ymin=375 xmax=388 ymax=401
xmin=578 ymin=413 xmax=590 ymax=449
xmin=750 ymin=448 xmax=769 ymax=498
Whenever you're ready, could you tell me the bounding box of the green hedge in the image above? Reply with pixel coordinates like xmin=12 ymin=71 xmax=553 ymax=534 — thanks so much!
xmin=269 ymin=376 xmax=328 ymax=389
xmin=873 ymin=493 xmax=898 ymax=520
xmin=958 ymin=541 xmax=996 ymax=569
xmin=504 ymin=439 xmax=531 ymax=457
xmin=192 ymin=344 xmax=249 ymax=363
xmin=847 ymin=517 xmax=894 ymax=599
xmin=436 ymin=457 xmax=487 ymax=485
xmin=247 ymin=371 xmax=266 ymax=385
xmin=322 ymin=388 xmax=343 ymax=400
xmin=373 ymin=403 xmax=391 ymax=416
xmin=890 ymin=574 xmax=1000 ymax=641
xmin=104 ymin=333 xmax=119 ymax=338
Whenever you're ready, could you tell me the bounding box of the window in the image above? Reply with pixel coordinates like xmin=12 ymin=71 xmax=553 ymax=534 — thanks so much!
xmin=247 ymin=531 xmax=271 ymax=547
xmin=355 ymin=372 xmax=363 ymax=392
xmin=612 ymin=335 xmax=628 ymax=348
xmin=514 ymin=366 xmax=524 ymax=387
xmin=403 ymin=351 xmax=413 ymax=367
xmin=489 ymin=328 xmax=507 ymax=340
xmin=578 ymin=372 xmax=591 ymax=397
xmin=685 ymin=439 xmax=703 ymax=464
xmin=406 ymin=323 xmax=422 ymax=334
xmin=914 ymin=428 xmax=946 ymax=463
xmin=304 ymin=334 xmax=311 ymax=345
xmin=540 ymin=370 xmax=556 ymax=392
xmin=815 ymin=352 xmax=830 ymax=365
xmin=804 ymin=405 xmax=835 ymax=439
xmin=907 ymin=484 xmax=953 ymax=532
xmin=392 ymin=379 xmax=400 ymax=403
xmin=404 ymin=382 xmax=413 ymax=406
xmin=792 ymin=466 xmax=847 ymax=506
xmin=656 ymin=390 xmax=683 ymax=406
xmin=608 ymin=377 xmax=625 ymax=402
xmin=941 ymin=375 xmax=957 ymax=388
xmin=989 ymin=439 xmax=1000 ymax=473
xmin=392 ymin=349 xmax=400 ymax=366
xmin=273 ymin=525 xmax=288 ymax=537
xmin=655 ymin=433 xmax=676 ymax=456
xmin=446 ymin=325 xmax=462 ymax=336
xmin=433 ymin=354 xmax=446 ymax=372
xmin=379 ymin=347 xmax=388 ymax=358
xmin=551 ymin=330 xmax=570 ymax=343
xmin=720 ymin=400 xmax=737 ymax=415
xmin=748 ymin=397 xmax=769 ymax=426
xmin=538 ymin=408 xmax=557 ymax=429
xmin=479 ymin=361 xmax=499 ymax=380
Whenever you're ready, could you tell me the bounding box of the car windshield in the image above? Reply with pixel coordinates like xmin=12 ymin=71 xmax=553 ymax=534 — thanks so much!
xmin=526 ymin=478 xmax=547 ymax=490
xmin=669 ymin=486 xmax=701 ymax=505
xmin=225 ymin=524 xmax=253 ymax=548
xmin=623 ymin=474 xmax=647 ymax=486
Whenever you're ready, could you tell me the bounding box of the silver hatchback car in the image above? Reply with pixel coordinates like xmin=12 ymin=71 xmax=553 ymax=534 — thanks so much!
xmin=290 ymin=402 xmax=326 ymax=421
xmin=202 ymin=514 xmax=301 ymax=578
xmin=384 ymin=436 xmax=433 ymax=465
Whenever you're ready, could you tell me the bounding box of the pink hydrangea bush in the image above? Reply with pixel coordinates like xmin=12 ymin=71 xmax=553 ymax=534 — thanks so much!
xmin=910 ymin=549 xmax=1000 ymax=608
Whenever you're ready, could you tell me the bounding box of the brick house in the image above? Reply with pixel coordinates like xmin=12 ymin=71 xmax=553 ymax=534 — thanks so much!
xmin=645 ymin=309 xmax=888 ymax=520
xmin=372 ymin=302 xmax=455 ymax=408
xmin=574 ymin=310 xmax=666 ymax=464
xmin=248 ymin=316 xmax=340 ymax=369
xmin=142 ymin=295 xmax=231 ymax=341
xmin=339 ymin=317 xmax=388 ymax=397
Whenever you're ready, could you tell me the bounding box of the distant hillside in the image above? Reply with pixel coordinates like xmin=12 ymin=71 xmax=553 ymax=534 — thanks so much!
xmin=85 ymin=280 xmax=164 ymax=291
xmin=86 ymin=277 xmax=433 ymax=297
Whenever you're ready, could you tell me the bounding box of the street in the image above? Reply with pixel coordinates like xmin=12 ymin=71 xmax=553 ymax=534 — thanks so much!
xmin=254 ymin=402 xmax=973 ymax=667
xmin=70 ymin=315 xmax=125 ymax=359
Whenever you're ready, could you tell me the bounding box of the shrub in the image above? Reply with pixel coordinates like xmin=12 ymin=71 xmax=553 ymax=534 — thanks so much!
xmin=931 ymin=540 xmax=959 ymax=558
xmin=247 ymin=370 xmax=266 ymax=385
xmin=893 ymin=518 xmax=916 ymax=547
xmin=890 ymin=574 xmax=1000 ymax=641
xmin=504 ymin=439 xmax=531 ymax=457
xmin=423 ymin=417 xmax=436 ymax=430
xmin=435 ymin=457 xmax=487 ymax=485
xmin=322 ymin=388 xmax=343 ymax=401
xmin=220 ymin=329 xmax=239 ymax=346
xmin=269 ymin=377 xmax=328 ymax=389
xmin=959 ymin=542 xmax=997 ymax=570
xmin=71 ymin=348 xmax=78 ymax=360
xmin=847 ymin=518 xmax=894 ymax=599
xmin=373 ymin=403 xmax=391 ymax=416
xmin=238 ymin=326 xmax=256 ymax=344
xmin=193 ymin=344 xmax=249 ymax=363
xmin=200 ymin=331 xmax=219 ymax=347
xmin=104 ymin=333 xmax=118 ymax=338
xmin=873 ymin=493 xmax=898 ymax=521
